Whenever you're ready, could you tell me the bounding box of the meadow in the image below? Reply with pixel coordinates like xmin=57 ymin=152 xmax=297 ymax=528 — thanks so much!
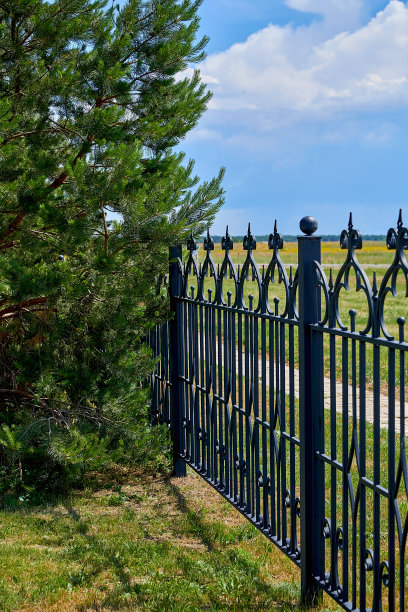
xmin=192 ymin=240 xmax=408 ymax=390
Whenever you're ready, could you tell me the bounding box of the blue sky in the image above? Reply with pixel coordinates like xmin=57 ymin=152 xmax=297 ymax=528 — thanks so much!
xmin=177 ymin=0 xmax=408 ymax=236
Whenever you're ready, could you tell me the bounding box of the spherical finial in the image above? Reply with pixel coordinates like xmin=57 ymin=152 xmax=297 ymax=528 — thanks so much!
xmin=299 ymin=216 xmax=318 ymax=236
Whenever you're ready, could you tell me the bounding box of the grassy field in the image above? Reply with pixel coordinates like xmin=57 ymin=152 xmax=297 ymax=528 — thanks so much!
xmin=0 ymin=468 xmax=338 ymax=612
xmin=191 ymin=240 xmax=407 ymax=390
xmin=194 ymin=240 xmax=405 ymax=338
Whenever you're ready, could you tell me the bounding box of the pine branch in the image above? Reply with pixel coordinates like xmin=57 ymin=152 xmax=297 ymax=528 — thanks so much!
xmin=0 ymin=297 xmax=47 ymax=320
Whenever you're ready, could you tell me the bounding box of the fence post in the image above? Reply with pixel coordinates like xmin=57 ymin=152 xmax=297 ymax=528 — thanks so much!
xmin=169 ymin=245 xmax=187 ymax=477
xmin=298 ymin=216 xmax=324 ymax=605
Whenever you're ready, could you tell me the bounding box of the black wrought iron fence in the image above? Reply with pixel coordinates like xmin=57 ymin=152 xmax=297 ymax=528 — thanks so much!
xmin=148 ymin=213 xmax=408 ymax=612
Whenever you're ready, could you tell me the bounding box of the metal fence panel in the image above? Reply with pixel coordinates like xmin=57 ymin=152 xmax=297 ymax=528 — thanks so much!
xmin=149 ymin=213 xmax=408 ymax=612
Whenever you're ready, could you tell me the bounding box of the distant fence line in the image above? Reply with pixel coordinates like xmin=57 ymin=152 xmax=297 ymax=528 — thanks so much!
xmin=149 ymin=212 xmax=408 ymax=612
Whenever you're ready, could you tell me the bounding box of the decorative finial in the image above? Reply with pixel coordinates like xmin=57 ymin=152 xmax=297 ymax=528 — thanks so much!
xmin=243 ymin=222 xmax=256 ymax=251
xmin=372 ymin=271 xmax=378 ymax=296
xmin=398 ymin=209 xmax=403 ymax=229
xmin=340 ymin=212 xmax=362 ymax=251
xmin=221 ymin=224 xmax=233 ymax=251
xmin=329 ymin=268 xmax=334 ymax=291
xmin=187 ymin=231 xmax=197 ymax=252
xmin=203 ymin=227 xmax=214 ymax=251
xmin=299 ymin=216 xmax=318 ymax=236
xmin=268 ymin=219 xmax=284 ymax=250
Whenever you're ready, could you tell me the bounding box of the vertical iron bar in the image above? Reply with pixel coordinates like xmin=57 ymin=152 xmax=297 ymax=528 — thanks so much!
xmin=342 ymin=335 xmax=349 ymax=601
xmin=199 ymin=302 xmax=205 ymax=471
xmin=231 ymin=305 xmax=238 ymax=502
xmin=359 ymin=341 xmax=367 ymax=612
xmin=261 ymin=307 xmax=269 ymax=529
xmin=184 ymin=296 xmax=190 ymax=461
xmin=298 ymin=217 xmax=324 ymax=605
xmin=223 ymin=303 xmax=229 ymax=495
xmin=373 ymin=341 xmax=381 ymax=609
xmin=245 ymin=309 xmax=251 ymax=513
xmin=211 ymin=298 xmax=218 ymax=484
xmin=399 ymin=320 xmax=405 ymax=612
xmin=388 ymin=347 xmax=396 ymax=610
xmin=289 ymin=322 xmax=296 ymax=555
xmin=270 ymin=315 xmax=276 ymax=535
xmin=217 ymin=304 xmax=223 ymax=488
xmin=254 ymin=311 xmax=260 ymax=523
xmin=169 ymin=245 xmax=186 ymax=477
xmin=238 ymin=310 xmax=245 ymax=508
xmin=205 ymin=298 xmax=211 ymax=476
xmin=351 ymin=313 xmax=357 ymax=610
xmin=330 ymin=332 xmax=337 ymax=593
xmin=280 ymin=319 xmax=287 ymax=547
xmin=275 ymin=300 xmax=281 ymax=540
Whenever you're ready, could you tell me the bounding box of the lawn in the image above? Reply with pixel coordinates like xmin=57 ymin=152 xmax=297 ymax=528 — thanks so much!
xmin=0 ymin=468 xmax=337 ymax=611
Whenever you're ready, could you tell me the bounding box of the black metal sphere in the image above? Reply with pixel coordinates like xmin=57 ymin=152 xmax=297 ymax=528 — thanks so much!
xmin=299 ymin=216 xmax=318 ymax=236
xmin=57 ymin=254 xmax=65 ymax=261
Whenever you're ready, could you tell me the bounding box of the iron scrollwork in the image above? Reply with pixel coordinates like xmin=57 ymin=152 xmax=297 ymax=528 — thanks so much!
xmin=377 ymin=209 xmax=408 ymax=339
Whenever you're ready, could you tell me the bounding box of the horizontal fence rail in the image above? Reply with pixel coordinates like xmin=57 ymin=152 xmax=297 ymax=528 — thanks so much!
xmin=148 ymin=213 xmax=408 ymax=612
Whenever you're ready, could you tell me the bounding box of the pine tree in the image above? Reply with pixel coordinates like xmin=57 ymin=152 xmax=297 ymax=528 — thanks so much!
xmin=0 ymin=0 xmax=224 ymax=494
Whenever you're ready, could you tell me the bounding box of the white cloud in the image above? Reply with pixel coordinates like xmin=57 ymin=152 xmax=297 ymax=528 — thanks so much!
xmin=286 ymin=0 xmax=365 ymax=31
xmin=197 ymin=1 xmax=408 ymax=124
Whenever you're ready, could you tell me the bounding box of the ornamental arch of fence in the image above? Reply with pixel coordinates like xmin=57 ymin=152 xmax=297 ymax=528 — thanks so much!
xmin=148 ymin=213 xmax=408 ymax=612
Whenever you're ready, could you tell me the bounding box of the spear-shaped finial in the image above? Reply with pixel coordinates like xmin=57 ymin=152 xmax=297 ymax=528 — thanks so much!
xmin=203 ymin=226 xmax=214 ymax=251
xmin=348 ymin=212 xmax=353 ymax=232
xmin=268 ymin=219 xmax=283 ymax=250
xmin=187 ymin=231 xmax=197 ymax=251
xmin=221 ymin=224 xmax=233 ymax=250
xmin=372 ymin=271 xmax=378 ymax=296
xmin=243 ymin=222 xmax=256 ymax=250
xmin=329 ymin=268 xmax=334 ymax=291
xmin=398 ymin=208 xmax=403 ymax=229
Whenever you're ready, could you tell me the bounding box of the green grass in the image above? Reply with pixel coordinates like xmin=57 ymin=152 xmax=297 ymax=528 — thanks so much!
xmin=181 ymin=400 xmax=407 ymax=611
xmin=189 ymin=241 xmax=408 ymax=390
xmin=0 ymin=468 xmax=337 ymax=611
